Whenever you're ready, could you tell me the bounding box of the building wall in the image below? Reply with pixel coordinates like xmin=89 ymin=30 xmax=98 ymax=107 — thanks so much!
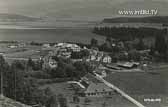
xmin=85 ymin=91 xmax=114 ymax=97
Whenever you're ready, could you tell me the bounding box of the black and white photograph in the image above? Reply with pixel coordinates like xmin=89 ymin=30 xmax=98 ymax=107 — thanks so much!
xmin=0 ymin=0 xmax=168 ymax=107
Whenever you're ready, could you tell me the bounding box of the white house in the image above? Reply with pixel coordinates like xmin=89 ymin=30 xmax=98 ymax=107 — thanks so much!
xmin=96 ymin=52 xmax=104 ymax=62
xmin=90 ymin=55 xmax=96 ymax=61
xmin=43 ymin=43 xmax=50 ymax=48
xmin=8 ymin=45 xmax=18 ymax=48
xmin=48 ymin=58 xmax=58 ymax=68
xmin=102 ymin=55 xmax=112 ymax=64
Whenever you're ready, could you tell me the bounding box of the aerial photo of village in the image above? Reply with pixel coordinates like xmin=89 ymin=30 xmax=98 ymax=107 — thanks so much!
xmin=0 ymin=0 xmax=168 ymax=107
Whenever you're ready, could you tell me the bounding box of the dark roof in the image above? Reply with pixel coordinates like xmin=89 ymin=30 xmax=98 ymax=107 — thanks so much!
xmin=85 ymin=82 xmax=112 ymax=93
xmin=84 ymin=73 xmax=102 ymax=83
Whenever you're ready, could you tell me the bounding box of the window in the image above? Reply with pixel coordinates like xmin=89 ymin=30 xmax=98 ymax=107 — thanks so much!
xmin=87 ymin=93 xmax=91 ymax=96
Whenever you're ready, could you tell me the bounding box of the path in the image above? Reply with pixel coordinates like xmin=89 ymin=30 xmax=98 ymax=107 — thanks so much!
xmin=94 ymin=73 xmax=146 ymax=107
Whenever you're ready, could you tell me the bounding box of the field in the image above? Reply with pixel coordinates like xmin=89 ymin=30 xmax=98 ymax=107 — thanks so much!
xmin=104 ymin=66 xmax=168 ymax=107
xmin=33 ymin=64 xmax=168 ymax=107
xmin=0 ymin=43 xmax=51 ymax=64
xmin=39 ymin=82 xmax=75 ymax=97
xmin=39 ymin=82 xmax=138 ymax=107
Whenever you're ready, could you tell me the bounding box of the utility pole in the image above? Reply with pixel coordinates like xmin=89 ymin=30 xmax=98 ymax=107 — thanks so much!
xmin=0 ymin=54 xmax=5 ymax=99
xmin=0 ymin=70 xmax=4 ymax=98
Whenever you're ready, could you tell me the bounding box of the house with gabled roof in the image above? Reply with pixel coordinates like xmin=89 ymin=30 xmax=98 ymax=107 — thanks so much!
xmin=75 ymin=74 xmax=114 ymax=97
xmin=83 ymin=82 xmax=114 ymax=97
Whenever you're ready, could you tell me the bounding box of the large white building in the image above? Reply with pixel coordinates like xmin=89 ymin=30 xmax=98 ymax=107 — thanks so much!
xmin=55 ymin=43 xmax=81 ymax=52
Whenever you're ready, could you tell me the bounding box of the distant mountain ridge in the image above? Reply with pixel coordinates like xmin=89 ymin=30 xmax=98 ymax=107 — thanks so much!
xmin=0 ymin=13 xmax=41 ymax=22
xmin=2 ymin=1 xmax=168 ymax=20
xmin=103 ymin=16 xmax=168 ymax=23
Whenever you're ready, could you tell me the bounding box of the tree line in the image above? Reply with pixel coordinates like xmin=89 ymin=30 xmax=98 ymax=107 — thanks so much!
xmin=93 ymin=27 xmax=167 ymax=41
xmin=0 ymin=55 xmax=79 ymax=107
xmin=91 ymin=26 xmax=168 ymax=62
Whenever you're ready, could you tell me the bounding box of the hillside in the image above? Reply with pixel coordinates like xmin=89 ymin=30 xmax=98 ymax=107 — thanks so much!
xmin=103 ymin=16 xmax=168 ymax=24
xmin=0 ymin=13 xmax=40 ymax=22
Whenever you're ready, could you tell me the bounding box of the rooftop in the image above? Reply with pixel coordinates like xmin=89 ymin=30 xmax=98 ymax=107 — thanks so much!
xmin=85 ymin=82 xmax=112 ymax=93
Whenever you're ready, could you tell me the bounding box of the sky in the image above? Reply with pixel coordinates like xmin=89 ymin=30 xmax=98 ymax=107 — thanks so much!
xmin=0 ymin=0 xmax=168 ymax=19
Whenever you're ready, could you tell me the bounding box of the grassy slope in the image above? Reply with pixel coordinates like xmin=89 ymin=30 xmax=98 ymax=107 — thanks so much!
xmin=104 ymin=68 xmax=168 ymax=107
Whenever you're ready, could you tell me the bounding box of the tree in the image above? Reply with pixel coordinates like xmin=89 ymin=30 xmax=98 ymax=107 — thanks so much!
xmin=105 ymin=36 xmax=113 ymax=49
xmin=80 ymin=49 xmax=90 ymax=57
xmin=149 ymin=46 xmax=155 ymax=55
xmin=154 ymin=35 xmax=167 ymax=54
xmin=65 ymin=64 xmax=76 ymax=78
xmin=0 ymin=56 xmax=56 ymax=106
xmin=27 ymin=57 xmax=35 ymax=70
xmin=90 ymin=38 xmax=98 ymax=47
xmin=128 ymin=50 xmax=141 ymax=61
xmin=102 ymin=102 xmax=107 ymax=107
xmin=38 ymin=87 xmax=57 ymax=106
xmin=73 ymin=95 xmax=80 ymax=103
xmin=84 ymin=98 xmax=91 ymax=105
xmin=0 ymin=55 xmax=9 ymax=96
xmin=73 ymin=61 xmax=93 ymax=78
xmin=4 ymin=60 xmax=44 ymax=105
xmin=57 ymin=94 xmax=68 ymax=107
xmin=0 ymin=55 xmax=9 ymax=73
xmin=136 ymin=38 xmax=146 ymax=50
xmin=46 ymin=95 xmax=58 ymax=107
xmin=71 ymin=50 xmax=90 ymax=59
xmin=11 ymin=60 xmax=25 ymax=70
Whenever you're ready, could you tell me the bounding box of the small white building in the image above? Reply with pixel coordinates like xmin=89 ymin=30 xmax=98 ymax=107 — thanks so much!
xmin=102 ymin=55 xmax=112 ymax=64
xmin=90 ymin=55 xmax=96 ymax=61
xmin=96 ymin=52 xmax=104 ymax=62
xmin=8 ymin=45 xmax=18 ymax=48
xmin=43 ymin=43 xmax=50 ymax=48
xmin=48 ymin=58 xmax=58 ymax=68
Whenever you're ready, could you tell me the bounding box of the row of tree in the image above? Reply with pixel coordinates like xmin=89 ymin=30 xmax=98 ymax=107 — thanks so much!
xmin=90 ymin=32 xmax=168 ymax=62
xmin=47 ymin=57 xmax=93 ymax=79
xmin=93 ymin=27 xmax=167 ymax=41
xmin=0 ymin=55 xmax=69 ymax=107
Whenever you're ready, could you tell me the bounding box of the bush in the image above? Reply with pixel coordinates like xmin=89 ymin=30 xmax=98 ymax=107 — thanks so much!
xmin=37 ymin=78 xmax=72 ymax=85
xmin=30 ymin=71 xmax=51 ymax=79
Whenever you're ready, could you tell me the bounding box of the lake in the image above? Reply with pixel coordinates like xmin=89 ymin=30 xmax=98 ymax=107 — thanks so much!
xmin=0 ymin=28 xmax=105 ymax=44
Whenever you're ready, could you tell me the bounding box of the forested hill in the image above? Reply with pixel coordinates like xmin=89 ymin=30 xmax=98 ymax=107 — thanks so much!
xmin=103 ymin=16 xmax=168 ymax=23
xmin=92 ymin=27 xmax=167 ymax=41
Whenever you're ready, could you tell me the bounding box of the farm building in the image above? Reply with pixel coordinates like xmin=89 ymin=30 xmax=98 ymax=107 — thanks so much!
xmin=83 ymin=82 xmax=114 ymax=97
xmin=71 ymin=74 xmax=114 ymax=97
